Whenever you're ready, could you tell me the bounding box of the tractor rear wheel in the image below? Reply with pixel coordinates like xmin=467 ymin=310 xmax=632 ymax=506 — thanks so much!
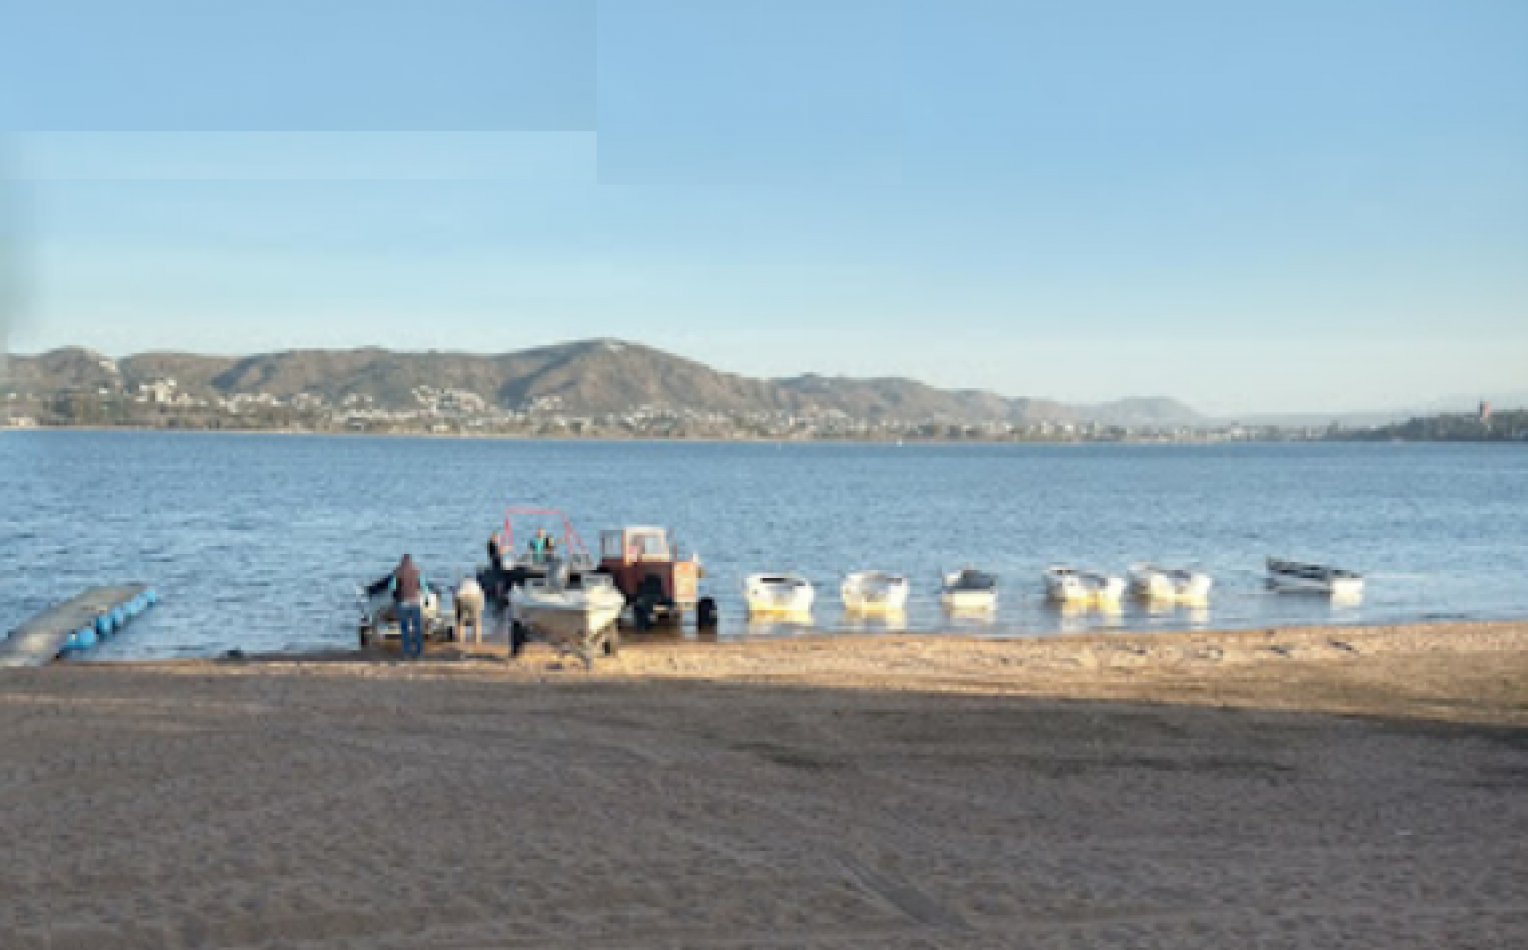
xmin=632 ymin=597 xmax=655 ymax=631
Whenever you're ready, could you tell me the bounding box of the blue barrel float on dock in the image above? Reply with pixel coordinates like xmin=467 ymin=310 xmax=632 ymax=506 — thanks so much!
xmin=0 ymin=585 xmax=157 ymax=667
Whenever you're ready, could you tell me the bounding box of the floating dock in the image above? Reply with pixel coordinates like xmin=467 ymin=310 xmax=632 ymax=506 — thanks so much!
xmin=0 ymin=585 xmax=156 ymax=668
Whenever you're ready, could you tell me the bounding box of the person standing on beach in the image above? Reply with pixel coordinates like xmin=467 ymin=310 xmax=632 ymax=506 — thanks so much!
xmin=391 ymin=554 xmax=427 ymax=660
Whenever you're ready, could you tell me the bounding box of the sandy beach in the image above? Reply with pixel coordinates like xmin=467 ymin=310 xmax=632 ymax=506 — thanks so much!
xmin=4 ymin=620 xmax=1526 ymax=949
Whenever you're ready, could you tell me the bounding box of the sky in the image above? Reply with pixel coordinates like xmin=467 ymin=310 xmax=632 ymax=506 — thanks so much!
xmin=1 ymin=0 xmax=1525 ymax=414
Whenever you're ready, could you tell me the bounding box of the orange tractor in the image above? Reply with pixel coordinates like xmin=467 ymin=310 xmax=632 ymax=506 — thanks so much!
xmin=597 ymin=526 xmax=718 ymax=630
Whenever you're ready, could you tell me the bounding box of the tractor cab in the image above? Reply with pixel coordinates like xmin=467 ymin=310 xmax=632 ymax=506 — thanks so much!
xmin=598 ymin=526 xmax=717 ymax=630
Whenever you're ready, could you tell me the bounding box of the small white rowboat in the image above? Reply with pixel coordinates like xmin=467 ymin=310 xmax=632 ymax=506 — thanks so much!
xmin=841 ymin=571 xmax=910 ymax=613
xmin=940 ymin=568 xmax=998 ymax=612
xmin=744 ymin=573 xmax=815 ymax=615
xmin=1266 ymin=558 xmax=1364 ymax=597
xmin=1128 ymin=563 xmax=1213 ymax=603
xmin=1045 ymin=566 xmax=1126 ymax=604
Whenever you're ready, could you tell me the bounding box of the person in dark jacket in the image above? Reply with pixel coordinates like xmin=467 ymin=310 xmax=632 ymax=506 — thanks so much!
xmin=484 ymin=535 xmax=507 ymax=601
xmin=390 ymin=554 xmax=427 ymax=659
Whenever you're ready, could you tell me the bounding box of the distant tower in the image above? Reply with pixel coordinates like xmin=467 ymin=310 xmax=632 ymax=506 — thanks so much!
xmin=1480 ymin=400 xmax=1492 ymax=423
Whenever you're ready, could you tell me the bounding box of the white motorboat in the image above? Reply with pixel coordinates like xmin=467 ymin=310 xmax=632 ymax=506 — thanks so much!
xmin=1045 ymin=566 xmax=1126 ymax=604
xmin=841 ymin=571 xmax=910 ymax=613
xmin=512 ymin=571 xmax=626 ymax=643
xmin=744 ymin=573 xmax=815 ymax=615
xmin=1128 ymin=563 xmax=1214 ymax=603
xmin=1266 ymin=558 xmax=1364 ymax=597
xmin=940 ymin=568 xmax=998 ymax=612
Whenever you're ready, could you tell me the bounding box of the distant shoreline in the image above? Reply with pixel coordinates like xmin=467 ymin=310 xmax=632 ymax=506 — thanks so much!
xmin=0 ymin=424 xmax=1249 ymax=446
xmin=10 ymin=423 xmax=1514 ymax=447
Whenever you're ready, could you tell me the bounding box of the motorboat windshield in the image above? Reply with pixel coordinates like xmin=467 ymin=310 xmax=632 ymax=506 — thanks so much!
xmin=948 ymin=569 xmax=997 ymax=591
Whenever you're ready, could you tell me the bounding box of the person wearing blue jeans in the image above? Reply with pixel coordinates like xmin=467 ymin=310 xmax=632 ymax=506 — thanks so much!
xmin=390 ymin=554 xmax=428 ymax=660
xmin=397 ymin=600 xmax=424 ymax=659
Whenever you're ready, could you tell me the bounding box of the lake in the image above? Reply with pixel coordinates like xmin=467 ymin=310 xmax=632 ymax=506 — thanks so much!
xmin=3 ymin=431 xmax=1525 ymax=659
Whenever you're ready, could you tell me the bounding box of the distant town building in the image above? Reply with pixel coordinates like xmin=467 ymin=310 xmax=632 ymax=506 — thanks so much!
xmin=1480 ymin=401 xmax=1492 ymax=422
xmin=136 ymin=378 xmax=179 ymax=404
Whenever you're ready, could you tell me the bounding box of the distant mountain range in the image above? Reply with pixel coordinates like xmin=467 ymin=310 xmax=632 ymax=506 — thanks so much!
xmin=2 ymin=340 xmax=1209 ymax=428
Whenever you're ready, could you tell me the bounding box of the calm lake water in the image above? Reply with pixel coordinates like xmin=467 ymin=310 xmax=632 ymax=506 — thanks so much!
xmin=3 ymin=431 xmax=1526 ymax=659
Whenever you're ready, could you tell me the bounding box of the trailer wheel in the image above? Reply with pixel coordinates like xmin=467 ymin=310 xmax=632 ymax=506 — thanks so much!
xmin=358 ymin=625 xmax=372 ymax=648
xmin=603 ymin=624 xmax=621 ymax=656
xmin=697 ymin=597 xmax=718 ymax=629
xmin=510 ymin=621 xmax=529 ymax=658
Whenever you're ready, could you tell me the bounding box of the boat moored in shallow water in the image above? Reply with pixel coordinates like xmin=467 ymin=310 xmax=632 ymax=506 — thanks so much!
xmin=1045 ymin=566 xmax=1126 ymax=604
xmin=841 ymin=571 xmax=909 ymax=613
xmin=1266 ymin=558 xmax=1364 ymax=597
xmin=1128 ymin=563 xmax=1213 ymax=603
xmin=744 ymin=573 xmax=815 ymax=615
xmin=940 ymin=568 xmax=998 ymax=612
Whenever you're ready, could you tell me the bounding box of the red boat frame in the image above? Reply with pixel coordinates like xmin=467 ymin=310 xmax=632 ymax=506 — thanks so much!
xmin=497 ymin=506 xmax=591 ymax=561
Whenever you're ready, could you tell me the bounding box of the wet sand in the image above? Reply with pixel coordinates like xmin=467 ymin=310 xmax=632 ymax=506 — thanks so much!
xmin=3 ymin=620 xmax=1526 ymax=948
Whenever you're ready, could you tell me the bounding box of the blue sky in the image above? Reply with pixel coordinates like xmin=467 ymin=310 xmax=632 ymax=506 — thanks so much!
xmin=1 ymin=0 xmax=1525 ymax=413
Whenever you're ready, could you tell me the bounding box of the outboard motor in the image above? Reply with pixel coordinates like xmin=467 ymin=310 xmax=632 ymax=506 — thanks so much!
xmin=547 ymin=557 xmax=571 ymax=592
